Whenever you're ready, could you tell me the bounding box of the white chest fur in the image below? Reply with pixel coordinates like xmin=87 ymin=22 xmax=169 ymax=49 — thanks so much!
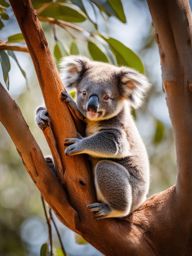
xmin=86 ymin=121 xmax=100 ymax=136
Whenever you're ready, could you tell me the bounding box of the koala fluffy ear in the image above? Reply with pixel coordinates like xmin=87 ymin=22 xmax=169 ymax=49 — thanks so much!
xmin=59 ymin=56 xmax=89 ymax=87
xmin=119 ymin=68 xmax=151 ymax=108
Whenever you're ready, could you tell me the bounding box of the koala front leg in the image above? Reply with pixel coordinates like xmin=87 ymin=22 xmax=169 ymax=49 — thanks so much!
xmin=61 ymin=90 xmax=85 ymax=121
xmin=64 ymin=131 xmax=130 ymax=158
xmin=64 ymin=137 xmax=84 ymax=156
xmin=35 ymin=107 xmax=64 ymax=178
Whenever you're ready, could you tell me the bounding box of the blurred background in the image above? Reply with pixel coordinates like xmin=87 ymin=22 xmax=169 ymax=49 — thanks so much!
xmin=0 ymin=0 xmax=178 ymax=255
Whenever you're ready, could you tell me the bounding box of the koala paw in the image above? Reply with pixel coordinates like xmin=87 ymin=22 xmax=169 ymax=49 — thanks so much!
xmin=64 ymin=137 xmax=82 ymax=156
xmin=60 ymin=90 xmax=71 ymax=103
xmin=87 ymin=202 xmax=111 ymax=220
xmin=35 ymin=107 xmax=50 ymax=130
xmin=45 ymin=156 xmax=56 ymax=176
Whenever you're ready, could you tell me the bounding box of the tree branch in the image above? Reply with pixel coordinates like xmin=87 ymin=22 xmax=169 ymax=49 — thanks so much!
xmin=147 ymin=0 xmax=192 ymax=209
xmin=0 ymin=41 xmax=28 ymax=52
xmin=0 ymin=84 xmax=77 ymax=230
xmin=39 ymin=16 xmax=85 ymax=33
xmin=41 ymin=124 xmax=64 ymax=181
xmin=9 ymin=0 xmax=94 ymax=226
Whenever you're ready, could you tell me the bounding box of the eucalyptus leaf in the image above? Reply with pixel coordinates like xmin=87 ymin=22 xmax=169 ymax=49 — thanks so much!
xmin=69 ymin=89 xmax=76 ymax=99
xmin=0 ymin=0 xmax=9 ymax=7
xmin=32 ymin=0 xmax=52 ymax=9
xmin=108 ymin=0 xmax=126 ymax=23
xmin=0 ymin=51 xmax=10 ymax=88
xmin=103 ymin=37 xmax=144 ymax=73
xmin=153 ymin=120 xmax=165 ymax=144
xmin=54 ymin=41 xmax=68 ymax=62
xmin=8 ymin=33 xmax=24 ymax=43
xmin=91 ymin=0 xmax=116 ymax=17
xmin=40 ymin=243 xmax=48 ymax=256
xmin=70 ymin=41 xmax=79 ymax=55
xmin=55 ymin=247 xmax=65 ymax=256
xmin=0 ymin=18 xmax=4 ymax=29
xmin=0 ymin=12 xmax=9 ymax=20
xmin=88 ymin=40 xmax=109 ymax=63
xmin=40 ymin=3 xmax=87 ymax=23
xmin=7 ymin=51 xmax=28 ymax=86
xmin=81 ymin=0 xmax=97 ymax=26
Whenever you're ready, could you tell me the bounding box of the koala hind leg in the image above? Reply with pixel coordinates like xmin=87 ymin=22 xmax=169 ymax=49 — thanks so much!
xmin=35 ymin=106 xmax=50 ymax=129
xmin=89 ymin=160 xmax=132 ymax=219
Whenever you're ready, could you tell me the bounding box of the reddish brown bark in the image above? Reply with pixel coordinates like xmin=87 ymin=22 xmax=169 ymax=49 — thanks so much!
xmin=0 ymin=84 xmax=76 ymax=229
xmin=0 ymin=0 xmax=192 ymax=255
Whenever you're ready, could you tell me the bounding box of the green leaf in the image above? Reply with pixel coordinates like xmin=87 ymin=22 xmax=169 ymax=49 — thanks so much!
xmin=88 ymin=40 xmax=109 ymax=63
xmin=40 ymin=243 xmax=48 ymax=256
xmin=32 ymin=0 xmax=52 ymax=9
xmin=103 ymin=37 xmax=144 ymax=73
xmin=0 ymin=18 xmax=4 ymax=29
xmin=0 ymin=0 xmax=9 ymax=7
xmin=7 ymin=51 xmax=28 ymax=86
xmin=40 ymin=3 xmax=87 ymax=23
xmin=81 ymin=0 xmax=97 ymax=27
xmin=153 ymin=120 xmax=165 ymax=144
xmin=8 ymin=33 xmax=24 ymax=43
xmin=70 ymin=41 xmax=79 ymax=55
xmin=0 ymin=12 xmax=9 ymax=20
xmin=69 ymin=89 xmax=76 ymax=99
xmin=108 ymin=0 xmax=126 ymax=23
xmin=54 ymin=41 xmax=68 ymax=62
xmin=75 ymin=234 xmax=87 ymax=244
xmin=55 ymin=247 xmax=65 ymax=256
xmin=90 ymin=0 xmax=115 ymax=17
xmin=0 ymin=51 xmax=10 ymax=88
xmin=131 ymin=108 xmax=137 ymax=120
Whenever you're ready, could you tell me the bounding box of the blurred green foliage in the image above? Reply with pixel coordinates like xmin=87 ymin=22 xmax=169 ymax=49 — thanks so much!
xmin=0 ymin=0 xmax=177 ymax=255
xmin=0 ymin=0 xmax=144 ymax=88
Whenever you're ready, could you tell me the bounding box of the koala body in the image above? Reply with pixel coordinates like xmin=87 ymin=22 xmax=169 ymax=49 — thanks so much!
xmin=59 ymin=56 xmax=150 ymax=219
xmin=36 ymin=56 xmax=150 ymax=220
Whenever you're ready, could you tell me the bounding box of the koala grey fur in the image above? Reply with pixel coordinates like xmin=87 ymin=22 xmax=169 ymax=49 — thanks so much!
xmin=60 ymin=56 xmax=151 ymax=219
xmin=36 ymin=56 xmax=150 ymax=220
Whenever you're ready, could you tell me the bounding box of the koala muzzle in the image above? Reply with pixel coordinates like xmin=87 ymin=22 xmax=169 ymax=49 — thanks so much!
xmin=87 ymin=95 xmax=99 ymax=112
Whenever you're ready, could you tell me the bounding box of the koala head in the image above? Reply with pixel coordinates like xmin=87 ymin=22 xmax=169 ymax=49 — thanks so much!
xmin=60 ymin=56 xmax=150 ymax=121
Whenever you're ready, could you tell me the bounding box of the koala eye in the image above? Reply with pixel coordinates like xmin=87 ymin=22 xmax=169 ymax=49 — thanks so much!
xmin=103 ymin=94 xmax=110 ymax=101
xmin=81 ymin=90 xmax=87 ymax=96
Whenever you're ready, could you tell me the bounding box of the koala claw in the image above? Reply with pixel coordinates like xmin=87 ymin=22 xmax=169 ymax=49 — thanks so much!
xmin=60 ymin=90 xmax=71 ymax=103
xmin=64 ymin=141 xmax=81 ymax=156
xmin=45 ymin=156 xmax=54 ymax=169
xmin=45 ymin=156 xmax=56 ymax=176
xmin=64 ymin=137 xmax=81 ymax=146
xmin=87 ymin=202 xmax=111 ymax=220
xmin=36 ymin=107 xmax=50 ymax=129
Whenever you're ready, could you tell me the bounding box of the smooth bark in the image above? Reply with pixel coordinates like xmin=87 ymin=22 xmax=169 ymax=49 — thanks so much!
xmin=0 ymin=84 xmax=76 ymax=229
xmin=148 ymin=0 xmax=192 ymax=209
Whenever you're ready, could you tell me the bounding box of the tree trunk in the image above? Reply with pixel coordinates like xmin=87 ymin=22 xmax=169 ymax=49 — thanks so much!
xmin=0 ymin=0 xmax=192 ymax=255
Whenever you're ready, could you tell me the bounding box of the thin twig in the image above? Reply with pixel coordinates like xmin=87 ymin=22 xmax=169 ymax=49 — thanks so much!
xmin=36 ymin=3 xmax=51 ymax=14
xmin=39 ymin=16 xmax=85 ymax=33
xmin=41 ymin=196 xmax=53 ymax=256
xmin=0 ymin=41 xmax=28 ymax=53
xmin=49 ymin=208 xmax=67 ymax=256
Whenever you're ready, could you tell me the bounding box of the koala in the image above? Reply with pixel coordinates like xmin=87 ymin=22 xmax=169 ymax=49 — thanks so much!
xmin=36 ymin=56 xmax=150 ymax=220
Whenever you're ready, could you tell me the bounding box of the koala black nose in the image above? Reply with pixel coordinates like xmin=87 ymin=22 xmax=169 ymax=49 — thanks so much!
xmin=87 ymin=95 xmax=99 ymax=112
